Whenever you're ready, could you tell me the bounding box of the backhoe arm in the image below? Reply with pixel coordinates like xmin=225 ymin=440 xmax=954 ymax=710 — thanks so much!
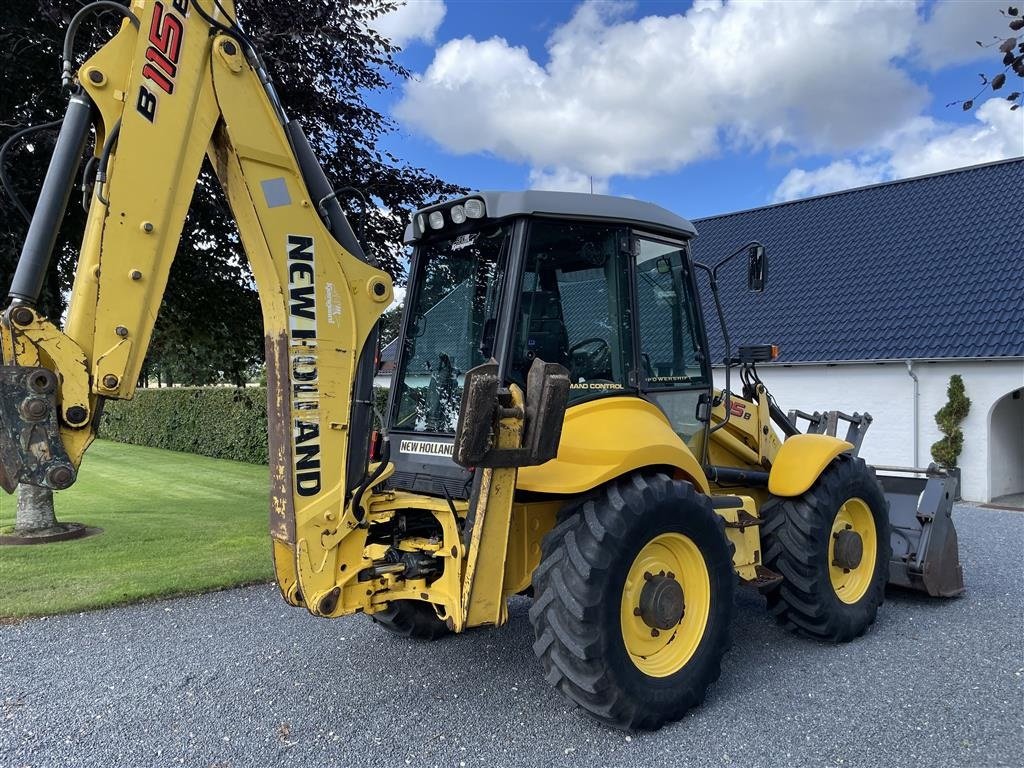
xmin=0 ymin=1 xmax=392 ymax=614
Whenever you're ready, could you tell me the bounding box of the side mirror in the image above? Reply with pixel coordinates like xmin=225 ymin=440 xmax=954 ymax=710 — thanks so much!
xmin=747 ymin=244 xmax=767 ymax=292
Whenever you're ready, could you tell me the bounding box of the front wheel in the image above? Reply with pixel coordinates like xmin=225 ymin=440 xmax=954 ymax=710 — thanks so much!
xmin=369 ymin=600 xmax=451 ymax=641
xmin=529 ymin=473 xmax=734 ymax=730
xmin=761 ymin=454 xmax=891 ymax=642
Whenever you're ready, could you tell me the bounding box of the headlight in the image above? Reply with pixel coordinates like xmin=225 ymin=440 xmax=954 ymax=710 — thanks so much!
xmin=464 ymin=198 xmax=485 ymax=219
xmin=450 ymin=204 xmax=466 ymax=224
xmin=428 ymin=210 xmax=445 ymax=230
xmin=415 ymin=213 xmax=426 ymax=234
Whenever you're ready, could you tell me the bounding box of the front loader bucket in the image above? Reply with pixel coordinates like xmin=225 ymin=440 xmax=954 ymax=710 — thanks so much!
xmin=876 ymin=465 xmax=965 ymax=597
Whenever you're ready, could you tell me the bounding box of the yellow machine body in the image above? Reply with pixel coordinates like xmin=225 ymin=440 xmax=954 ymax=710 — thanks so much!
xmin=0 ymin=0 xmax=854 ymax=632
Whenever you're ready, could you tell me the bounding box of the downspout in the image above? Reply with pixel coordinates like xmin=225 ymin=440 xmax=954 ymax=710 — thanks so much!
xmin=905 ymin=360 xmax=919 ymax=467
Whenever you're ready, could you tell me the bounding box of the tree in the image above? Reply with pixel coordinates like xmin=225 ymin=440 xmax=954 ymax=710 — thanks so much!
xmin=3 ymin=1 xmax=463 ymax=384
xmin=931 ymin=375 xmax=971 ymax=468
xmin=1 ymin=1 xmax=464 ymax=530
xmin=954 ymin=5 xmax=1024 ymax=112
xmin=378 ymin=301 xmax=405 ymax=347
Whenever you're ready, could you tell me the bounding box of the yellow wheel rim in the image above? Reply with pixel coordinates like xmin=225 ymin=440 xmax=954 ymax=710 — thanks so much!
xmin=828 ymin=498 xmax=878 ymax=604
xmin=619 ymin=532 xmax=710 ymax=678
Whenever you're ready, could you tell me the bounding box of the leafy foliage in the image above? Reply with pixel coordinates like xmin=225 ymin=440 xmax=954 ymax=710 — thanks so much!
xmin=378 ymin=301 xmax=405 ymax=346
xmin=1 ymin=0 xmax=463 ymax=386
xmin=102 ymin=387 xmax=272 ymax=463
xmin=955 ymin=5 xmax=1024 ymax=112
xmin=102 ymin=385 xmax=392 ymax=463
xmin=930 ymin=374 xmax=971 ymax=467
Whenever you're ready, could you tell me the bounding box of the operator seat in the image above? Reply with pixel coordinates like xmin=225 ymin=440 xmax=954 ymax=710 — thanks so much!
xmin=516 ymin=289 xmax=569 ymax=378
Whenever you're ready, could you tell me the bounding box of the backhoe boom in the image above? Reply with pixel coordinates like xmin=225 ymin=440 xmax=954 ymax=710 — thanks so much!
xmin=0 ymin=0 xmax=392 ymax=616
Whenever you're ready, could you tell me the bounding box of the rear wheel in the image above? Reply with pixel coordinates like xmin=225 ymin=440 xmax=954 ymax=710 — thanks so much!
xmin=369 ymin=600 xmax=451 ymax=641
xmin=761 ymin=455 xmax=891 ymax=642
xmin=529 ymin=473 xmax=734 ymax=730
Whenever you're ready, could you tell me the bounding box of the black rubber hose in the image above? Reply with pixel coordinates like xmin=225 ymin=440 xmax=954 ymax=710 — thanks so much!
xmin=350 ymin=436 xmax=390 ymax=523
xmin=93 ymin=119 xmax=121 ymax=206
xmin=63 ymin=1 xmax=140 ymax=87
xmin=0 ymin=119 xmax=66 ymax=224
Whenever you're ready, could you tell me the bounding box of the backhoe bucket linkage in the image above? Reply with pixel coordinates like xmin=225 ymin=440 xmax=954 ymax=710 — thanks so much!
xmin=877 ymin=465 xmax=965 ymax=597
xmin=788 ymin=408 xmax=873 ymax=454
xmin=0 ymin=365 xmax=76 ymax=493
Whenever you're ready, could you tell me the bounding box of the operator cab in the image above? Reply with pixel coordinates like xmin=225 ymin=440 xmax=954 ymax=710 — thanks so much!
xmin=384 ymin=191 xmax=711 ymax=498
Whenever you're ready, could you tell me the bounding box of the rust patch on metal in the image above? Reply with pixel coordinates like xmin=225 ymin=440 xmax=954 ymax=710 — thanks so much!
xmin=265 ymin=334 xmax=295 ymax=544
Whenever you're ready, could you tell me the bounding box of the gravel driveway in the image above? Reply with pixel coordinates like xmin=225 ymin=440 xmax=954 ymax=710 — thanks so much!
xmin=2 ymin=504 xmax=1022 ymax=768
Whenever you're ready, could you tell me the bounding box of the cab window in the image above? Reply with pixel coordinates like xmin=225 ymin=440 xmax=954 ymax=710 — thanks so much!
xmin=633 ymin=234 xmax=708 ymax=444
xmin=511 ymin=220 xmax=633 ymax=401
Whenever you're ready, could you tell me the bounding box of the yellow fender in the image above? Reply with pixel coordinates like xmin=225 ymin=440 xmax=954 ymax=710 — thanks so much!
xmin=517 ymin=397 xmax=710 ymax=495
xmin=768 ymin=434 xmax=854 ymax=497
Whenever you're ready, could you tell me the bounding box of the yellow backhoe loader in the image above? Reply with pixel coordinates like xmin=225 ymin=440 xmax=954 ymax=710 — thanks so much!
xmin=0 ymin=0 xmax=963 ymax=730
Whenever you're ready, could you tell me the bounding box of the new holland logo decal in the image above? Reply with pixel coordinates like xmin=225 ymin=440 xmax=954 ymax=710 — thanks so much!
xmin=399 ymin=439 xmax=455 ymax=458
xmin=287 ymin=234 xmax=322 ymax=496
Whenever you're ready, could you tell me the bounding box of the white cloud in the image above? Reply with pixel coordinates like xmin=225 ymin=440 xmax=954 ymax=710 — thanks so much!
xmin=529 ymin=167 xmax=609 ymax=194
xmin=913 ymin=0 xmax=1008 ymax=70
xmin=396 ymin=0 xmax=929 ymax=184
xmin=772 ymin=98 xmax=1024 ymax=201
xmin=885 ymin=99 xmax=1024 ymax=177
xmin=371 ymin=0 xmax=446 ymax=48
xmin=772 ymin=160 xmax=890 ymax=203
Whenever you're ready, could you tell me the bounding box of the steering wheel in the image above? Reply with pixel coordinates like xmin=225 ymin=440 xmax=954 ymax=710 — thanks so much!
xmin=568 ymin=337 xmax=612 ymax=381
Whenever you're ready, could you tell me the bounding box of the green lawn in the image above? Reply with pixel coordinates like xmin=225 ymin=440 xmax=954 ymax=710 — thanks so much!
xmin=0 ymin=440 xmax=271 ymax=618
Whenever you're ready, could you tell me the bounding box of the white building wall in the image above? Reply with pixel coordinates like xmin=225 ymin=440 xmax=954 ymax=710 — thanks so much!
xmin=715 ymin=359 xmax=1024 ymax=502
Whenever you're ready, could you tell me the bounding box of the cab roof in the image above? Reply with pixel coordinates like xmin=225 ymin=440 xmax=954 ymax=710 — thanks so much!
xmin=404 ymin=190 xmax=696 ymax=243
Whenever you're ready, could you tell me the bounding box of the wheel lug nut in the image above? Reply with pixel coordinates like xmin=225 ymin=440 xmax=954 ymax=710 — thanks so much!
xmin=651 ymin=628 xmax=660 ymax=638
xmin=633 ymin=607 xmax=641 ymax=616
xmin=643 ymin=571 xmax=653 ymax=581
xmin=666 ymin=571 xmax=675 ymax=580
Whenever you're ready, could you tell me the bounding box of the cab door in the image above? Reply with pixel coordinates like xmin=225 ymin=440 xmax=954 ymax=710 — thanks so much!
xmin=630 ymin=232 xmax=711 ymax=454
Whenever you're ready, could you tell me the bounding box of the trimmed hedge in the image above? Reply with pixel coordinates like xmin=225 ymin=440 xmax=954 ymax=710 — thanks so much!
xmin=101 ymin=387 xmax=271 ymax=464
xmin=101 ymin=386 xmax=393 ymax=465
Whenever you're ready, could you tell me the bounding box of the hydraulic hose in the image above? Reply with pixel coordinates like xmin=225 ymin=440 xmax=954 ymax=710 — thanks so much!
xmin=0 ymin=119 xmax=66 ymax=224
xmin=8 ymin=94 xmax=94 ymax=305
xmin=63 ymin=1 xmax=140 ymax=88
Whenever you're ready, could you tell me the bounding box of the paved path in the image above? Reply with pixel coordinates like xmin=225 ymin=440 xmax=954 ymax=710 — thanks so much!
xmin=2 ymin=505 xmax=1022 ymax=768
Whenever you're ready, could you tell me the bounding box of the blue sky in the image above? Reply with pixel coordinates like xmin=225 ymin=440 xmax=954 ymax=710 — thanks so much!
xmin=370 ymin=0 xmax=1023 ymax=220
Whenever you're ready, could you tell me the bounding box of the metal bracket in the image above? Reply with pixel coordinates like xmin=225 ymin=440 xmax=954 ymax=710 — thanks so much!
xmin=787 ymin=408 xmax=873 ymax=454
xmin=0 ymin=365 xmax=76 ymax=492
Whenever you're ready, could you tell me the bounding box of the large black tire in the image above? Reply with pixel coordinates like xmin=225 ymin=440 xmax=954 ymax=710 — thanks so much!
xmin=761 ymin=454 xmax=891 ymax=642
xmin=369 ymin=600 xmax=451 ymax=641
xmin=528 ymin=473 xmax=734 ymax=730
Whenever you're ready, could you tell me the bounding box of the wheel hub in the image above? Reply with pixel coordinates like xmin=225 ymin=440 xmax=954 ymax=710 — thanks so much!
xmin=832 ymin=528 xmax=864 ymax=570
xmin=638 ymin=572 xmax=684 ymax=630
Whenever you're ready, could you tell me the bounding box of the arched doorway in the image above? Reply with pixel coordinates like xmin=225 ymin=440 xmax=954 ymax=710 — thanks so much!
xmin=989 ymin=388 xmax=1024 ymax=506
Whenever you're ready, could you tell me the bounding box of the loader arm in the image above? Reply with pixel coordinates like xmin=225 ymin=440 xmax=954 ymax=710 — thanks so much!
xmin=0 ymin=1 xmax=392 ymax=614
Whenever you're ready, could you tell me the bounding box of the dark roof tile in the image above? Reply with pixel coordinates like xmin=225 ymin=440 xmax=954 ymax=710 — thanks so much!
xmin=692 ymin=158 xmax=1024 ymax=363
